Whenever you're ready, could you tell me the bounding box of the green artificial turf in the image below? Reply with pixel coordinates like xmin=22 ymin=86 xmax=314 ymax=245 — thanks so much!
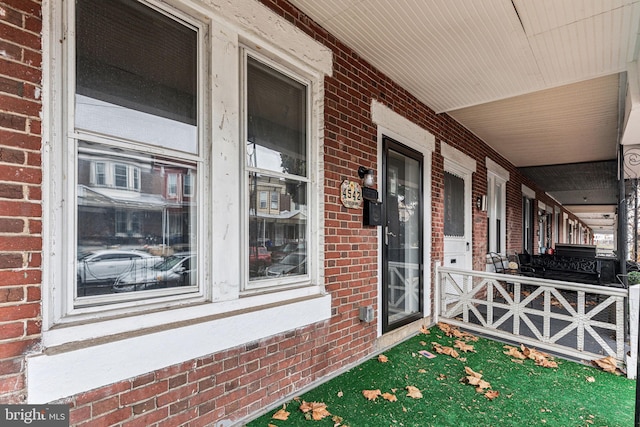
xmin=247 ymin=325 xmax=636 ymax=427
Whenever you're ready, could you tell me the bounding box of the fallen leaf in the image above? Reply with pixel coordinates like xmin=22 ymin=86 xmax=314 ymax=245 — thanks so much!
xmin=420 ymin=324 xmax=431 ymax=334
xmin=299 ymin=401 xmax=331 ymax=420
xmin=433 ymin=342 xmax=459 ymax=358
xmin=454 ymin=340 xmax=476 ymax=353
xmin=406 ymin=385 xmax=423 ymax=399
xmin=503 ymin=345 xmax=526 ymax=359
xmin=437 ymin=322 xmax=452 ymax=335
xmin=272 ymin=407 xmax=290 ymax=421
xmin=418 ymin=369 xmax=427 ymax=373
xmin=586 ymin=376 xmax=596 ymax=383
xmin=592 ymin=356 xmax=618 ymax=374
xmin=463 ymin=367 xmax=491 ymax=392
xmin=268 ymin=424 xmax=277 ymax=427
xmin=437 ymin=374 xmax=447 ymax=381
xmin=362 ymin=389 xmax=381 ymax=401
xmin=332 ymin=415 xmax=343 ymax=426
xmin=420 ymin=341 xmax=427 ymax=346
xmin=485 ymin=390 xmax=500 ymax=400
xmin=382 ymin=392 xmax=398 ymax=402
xmin=378 ymin=354 xmax=389 ymax=363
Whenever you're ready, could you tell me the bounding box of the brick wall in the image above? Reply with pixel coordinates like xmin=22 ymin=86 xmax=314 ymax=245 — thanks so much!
xmin=0 ymin=0 xmax=596 ymax=425
xmin=0 ymin=0 xmax=43 ymax=405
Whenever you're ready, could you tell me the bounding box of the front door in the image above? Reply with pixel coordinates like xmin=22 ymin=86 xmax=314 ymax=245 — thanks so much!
xmin=443 ymin=165 xmax=472 ymax=271
xmin=382 ymin=137 xmax=423 ymax=332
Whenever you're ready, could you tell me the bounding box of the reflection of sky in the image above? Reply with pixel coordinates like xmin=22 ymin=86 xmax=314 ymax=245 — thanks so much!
xmin=75 ymin=95 xmax=197 ymax=154
xmin=247 ymin=143 xmax=283 ymax=173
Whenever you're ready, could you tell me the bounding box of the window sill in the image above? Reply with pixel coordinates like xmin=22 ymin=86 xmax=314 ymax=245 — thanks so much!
xmin=28 ymin=287 xmax=330 ymax=403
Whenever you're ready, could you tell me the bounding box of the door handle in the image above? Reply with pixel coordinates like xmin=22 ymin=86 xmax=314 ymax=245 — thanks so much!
xmin=385 ymin=226 xmax=396 ymax=245
xmin=466 ymin=242 xmax=470 ymax=251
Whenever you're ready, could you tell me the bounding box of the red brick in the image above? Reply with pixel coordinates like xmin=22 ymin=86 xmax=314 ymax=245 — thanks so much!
xmin=75 ymin=382 xmax=131 ymax=406
xmin=0 ymin=166 xmax=40 ymax=185
xmin=0 ymin=357 xmax=23 ymax=375
xmin=0 ymin=236 xmax=41 ymax=251
xmin=0 ymin=218 xmax=24 ymax=232
xmin=0 ymin=270 xmax=40 ymax=286
xmin=0 ymin=113 xmax=26 ymax=131
xmin=122 ymin=407 xmax=168 ymax=427
xmin=0 ymin=338 xmax=38 ymax=358
xmin=0 ymin=302 xmax=39 ymax=321
xmin=0 ymin=129 xmax=40 ymax=150
xmin=0 ymin=287 xmax=24 ymax=303
xmin=120 ymin=381 xmax=168 ymax=406
xmin=0 ymin=254 xmax=23 ymax=268
xmin=0 ymin=322 xmax=24 ymax=340
xmin=91 ymin=396 xmax=119 ymax=417
xmin=77 ymin=407 xmax=130 ymax=427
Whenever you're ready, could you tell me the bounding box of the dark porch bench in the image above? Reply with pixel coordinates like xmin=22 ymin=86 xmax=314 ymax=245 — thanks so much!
xmin=530 ymin=254 xmax=601 ymax=285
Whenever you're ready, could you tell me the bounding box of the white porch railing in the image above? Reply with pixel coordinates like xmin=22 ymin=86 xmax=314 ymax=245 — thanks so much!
xmin=435 ymin=266 xmax=628 ymax=365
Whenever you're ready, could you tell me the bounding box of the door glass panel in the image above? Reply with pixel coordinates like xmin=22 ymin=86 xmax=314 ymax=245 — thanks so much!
xmin=444 ymin=171 xmax=464 ymax=237
xmin=386 ymin=148 xmax=422 ymax=327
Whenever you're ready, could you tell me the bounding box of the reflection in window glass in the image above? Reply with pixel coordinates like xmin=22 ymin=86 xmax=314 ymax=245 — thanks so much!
xmin=76 ymin=142 xmax=197 ymax=297
xmin=248 ymin=173 xmax=307 ymax=280
xmin=245 ymin=56 xmax=308 ymax=284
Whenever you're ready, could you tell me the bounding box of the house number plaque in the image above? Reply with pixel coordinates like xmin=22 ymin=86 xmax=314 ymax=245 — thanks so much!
xmin=340 ymin=180 xmax=363 ymax=208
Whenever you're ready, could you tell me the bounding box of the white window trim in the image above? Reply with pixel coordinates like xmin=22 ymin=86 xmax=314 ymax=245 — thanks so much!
xmin=486 ymin=158 xmax=508 ymax=254
xmin=371 ymin=100 xmax=435 ymax=336
xmin=37 ymin=0 xmax=332 ymax=404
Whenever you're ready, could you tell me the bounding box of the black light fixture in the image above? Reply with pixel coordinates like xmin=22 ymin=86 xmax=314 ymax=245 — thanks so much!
xmin=358 ymin=166 xmax=375 ymax=188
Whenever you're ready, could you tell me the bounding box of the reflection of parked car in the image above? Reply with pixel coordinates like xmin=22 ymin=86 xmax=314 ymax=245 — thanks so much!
xmin=77 ymin=249 xmax=159 ymax=285
xmin=265 ymin=252 xmax=306 ymax=277
xmin=249 ymin=246 xmax=271 ymax=274
xmin=271 ymin=242 xmax=306 ymax=263
xmin=113 ymin=253 xmax=196 ymax=293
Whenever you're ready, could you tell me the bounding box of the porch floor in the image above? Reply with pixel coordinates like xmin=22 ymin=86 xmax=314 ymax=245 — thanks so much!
xmin=246 ymin=325 xmax=634 ymax=427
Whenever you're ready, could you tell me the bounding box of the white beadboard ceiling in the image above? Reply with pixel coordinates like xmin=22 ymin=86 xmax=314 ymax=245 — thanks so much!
xmin=288 ymin=0 xmax=640 ymax=232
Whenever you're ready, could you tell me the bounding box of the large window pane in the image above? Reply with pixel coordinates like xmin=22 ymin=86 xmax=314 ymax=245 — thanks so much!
xmin=246 ymin=57 xmax=306 ymax=175
xmin=75 ymin=0 xmax=198 ymax=153
xmin=444 ymin=171 xmax=465 ymax=237
xmin=248 ymin=173 xmax=307 ymax=280
xmin=76 ymin=142 xmax=197 ymax=296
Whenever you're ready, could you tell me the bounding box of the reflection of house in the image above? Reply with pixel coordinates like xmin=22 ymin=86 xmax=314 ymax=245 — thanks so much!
xmin=250 ymin=176 xmax=305 ymax=246
xmin=77 ymin=151 xmax=193 ymax=248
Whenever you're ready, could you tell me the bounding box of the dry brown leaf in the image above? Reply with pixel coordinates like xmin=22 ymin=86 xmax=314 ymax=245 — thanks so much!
xmin=437 ymin=322 xmax=453 ymax=336
xmin=485 ymin=390 xmax=500 ymax=400
xmin=437 ymin=374 xmax=447 ymax=381
xmin=454 ymin=340 xmax=476 ymax=353
xmin=586 ymin=376 xmax=596 ymax=383
xmin=362 ymin=389 xmax=381 ymax=401
xmin=272 ymin=407 xmax=290 ymax=421
xmin=332 ymin=415 xmax=343 ymax=426
xmin=299 ymin=401 xmax=331 ymax=421
xmin=593 ymin=356 xmax=618 ymax=374
xmin=418 ymin=369 xmax=427 ymax=373
xmin=406 ymin=385 xmax=423 ymax=399
xmin=503 ymin=345 xmax=526 ymax=359
xmin=420 ymin=341 xmax=427 ymax=346
xmin=420 ymin=324 xmax=430 ymax=334
xmin=382 ymin=392 xmax=398 ymax=402
xmin=463 ymin=366 xmax=491 ymax=392
xmin=268 ymin=424 xmax=277 ymax=427
xmin=337 ymin=390 xmax=344 ymax=397
xmin=378 ymin=354 xmax=389 ymax=363
xmin=536 ymin=358 xmax=558 ymax=368
xmin=432 ymin=342 xmax=459 ymax=358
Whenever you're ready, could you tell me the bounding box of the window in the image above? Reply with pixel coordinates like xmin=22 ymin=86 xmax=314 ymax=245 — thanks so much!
xmin=444 ymin=171 xmax=464 ymax=237
xmin=486 ymin=159 xmax=508 ymax=254
xmin=244 ymin=53 xmax=309 ymax=286
xmin=168 ymin=174 xmax=178 ymax=197
xmin=95 ymin=162 xmax=105 ymax=185
xmin=183 ymin=173 xmax=192 ymax=196
xmin=259 ymin=191 xmax=268 ymax=209
xmin=69 ymin=0 xmax=202 ymax=306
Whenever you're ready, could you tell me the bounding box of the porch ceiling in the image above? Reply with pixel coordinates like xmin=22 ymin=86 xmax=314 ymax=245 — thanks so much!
xmin=288 ymin=0 xmax=640 ymax=232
